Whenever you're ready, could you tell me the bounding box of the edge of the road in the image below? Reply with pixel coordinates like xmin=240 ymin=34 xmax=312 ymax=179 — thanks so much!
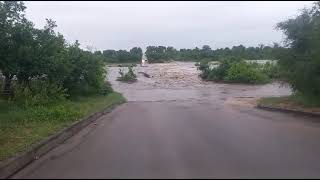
xmin=0 ymin=101 xmax=126 ymax=179
xmin=257 ymin=104 xmax=320 ymax=118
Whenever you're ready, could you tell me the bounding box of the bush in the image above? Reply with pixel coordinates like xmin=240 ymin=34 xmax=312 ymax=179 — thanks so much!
xmin=225 ymin=61 xmax=270 ymax=84
xmin=199 ymin=58 xmax=270 ymax=84
xmin=63 ymin=48 xmax=107 ymax=96
xmin=12 ymin=80 xmax=67 ymax=106
xmin=117 ymin=66 xmax=137 ymax=82
xmin=0 ymin=76 xmax=3 ymax=94
xmin=276 ymin=2 xmax=320 ymax=100
xmin=261 ymin=62 xmax=281 ymax=79
xmin=199 ymin=58 xmax=236 ymax=81
xmin=100 ymin=81 xmax=114 ymax=95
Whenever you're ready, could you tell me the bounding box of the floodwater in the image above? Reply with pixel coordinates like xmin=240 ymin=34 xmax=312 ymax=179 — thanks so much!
xmin=107 ymin=62 xmax=291 ymax=104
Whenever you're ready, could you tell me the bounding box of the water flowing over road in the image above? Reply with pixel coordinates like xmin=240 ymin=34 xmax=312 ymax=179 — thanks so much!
xmin=13 ymin=62 xmax=320 ymax=179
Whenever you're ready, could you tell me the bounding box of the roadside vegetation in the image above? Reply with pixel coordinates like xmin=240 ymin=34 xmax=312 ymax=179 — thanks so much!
xmin=198 ymin=57 xmax=279 ymax=84
xmin=0 ymin=93 xmax=125 ymax=161
xmin=0 ymin=1 xmax=125 ymax=161
xmin=117 ymin=66 xmax=137 ymax=83
xmin=258 ymin=2 xmax=320 ymax=110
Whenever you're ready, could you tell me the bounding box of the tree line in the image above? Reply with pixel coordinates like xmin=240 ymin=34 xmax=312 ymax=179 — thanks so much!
xmin=93 ymin=43 xmax=286 ymax=64
xmin=94 ymin=47 xmax=143 ymax=63
xmin=145 ymin=44 xmax=286 ymax=63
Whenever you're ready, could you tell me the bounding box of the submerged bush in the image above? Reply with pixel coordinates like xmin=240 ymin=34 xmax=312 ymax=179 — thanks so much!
xmin=261 ymin=62 xmax=281 ymax=79
xmin=199 ymin=58 xmax=237 ymax=81
xmin=199 ymin=58 xmax=270 ymax=84
xmin=225 ymin=61 xmax=269 ymax=84
xmin=117 ymin=66 xmax=137 ymax=82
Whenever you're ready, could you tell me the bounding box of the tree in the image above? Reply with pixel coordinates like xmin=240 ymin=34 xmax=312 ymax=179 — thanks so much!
xmin=0 ymin=1 xmax=28 ymax=93
xmin=276 ymin=1 xmax=320 ymax=99
xmin=200 ymin=45 xmax=213 ymax=59
xmin=129 ymin=47 xmax=143 ymax=62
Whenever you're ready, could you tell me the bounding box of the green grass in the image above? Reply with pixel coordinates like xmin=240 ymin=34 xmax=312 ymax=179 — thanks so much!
xmin=0 ymin=92 xmax=126 ymax=161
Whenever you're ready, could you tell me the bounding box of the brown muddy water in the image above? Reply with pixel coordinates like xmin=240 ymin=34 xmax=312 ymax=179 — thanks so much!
xmin=106 ymin=62 xmax=291 ymax=105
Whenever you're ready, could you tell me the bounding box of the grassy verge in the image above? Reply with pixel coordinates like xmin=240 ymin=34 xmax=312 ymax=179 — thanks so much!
xmin=0 ymin=92 xmax=126 ymax=161
xmin=258 ymin=94 xmax=320 ymax=113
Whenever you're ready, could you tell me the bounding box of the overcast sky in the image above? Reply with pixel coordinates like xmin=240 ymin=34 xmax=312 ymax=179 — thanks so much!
xmin=24 ymin=1 xmax=314 ymax=51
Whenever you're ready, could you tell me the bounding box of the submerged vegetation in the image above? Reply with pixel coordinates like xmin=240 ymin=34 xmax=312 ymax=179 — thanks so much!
xmin=117 ymin=66 xmax=137 ymax=83
xmin=198 ymin=57 xmax=279 ymax=84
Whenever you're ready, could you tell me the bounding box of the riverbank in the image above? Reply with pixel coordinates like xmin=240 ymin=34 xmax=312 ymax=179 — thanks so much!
xmin=258 ymin=95 xmax=320 ymax=116
xmin=0 ymin=92 xmax=125 ymax=161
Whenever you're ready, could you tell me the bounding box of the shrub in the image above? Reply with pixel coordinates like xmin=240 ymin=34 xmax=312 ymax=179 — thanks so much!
xmin=100 ymin=81 xmax=114 ymax=95
xmin=117 ymin=67 xmax=137 ymax=82
xmin=199 ymin=58 xmax=270 ymax=84
xmin=12 ymin=80 xmax=67 ymax=106
xmin=225 ymin=61 xmax=270 ymax=84
xmin=63 ymin=48 xmax=107 ymax=96
xmin=199 ymin=58 xmax=236 ymax=81
xmin=0 ymin=76 xmax=3 ymax=94
xmin=261 ymin=61 xmax=281 ymax=79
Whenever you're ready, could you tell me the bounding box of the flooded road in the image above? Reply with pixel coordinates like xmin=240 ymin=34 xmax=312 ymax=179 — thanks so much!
xmin=14 ymin=62 xmax=320 ymax=179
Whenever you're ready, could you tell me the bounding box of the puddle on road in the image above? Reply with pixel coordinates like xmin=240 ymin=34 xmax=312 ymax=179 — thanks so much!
xmin=107 ymin=62 xmax=292 ymax=104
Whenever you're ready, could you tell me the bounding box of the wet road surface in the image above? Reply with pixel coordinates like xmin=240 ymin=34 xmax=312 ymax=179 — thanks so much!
xmin=12 ymin=62 xmax=320 ymax=178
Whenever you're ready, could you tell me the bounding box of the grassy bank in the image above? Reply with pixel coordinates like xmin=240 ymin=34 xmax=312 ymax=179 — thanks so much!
xmin=258 ymin=95 xmax=320 ymax=113
xmin=0 ymin=92 xmax=126 ymax=161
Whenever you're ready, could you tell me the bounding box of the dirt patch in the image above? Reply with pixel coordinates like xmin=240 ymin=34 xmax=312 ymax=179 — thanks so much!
xmin=225 ymin=97 xmax=259 ymax=108
xmin=258 ymin=96 xmax=320 ymax=114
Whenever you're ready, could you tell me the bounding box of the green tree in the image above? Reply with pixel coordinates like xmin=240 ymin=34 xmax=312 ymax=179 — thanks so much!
xmin=0 ymin=1 xmax=27 ymax=93
xmin=276 ymin=2 xmax=320 ymax=99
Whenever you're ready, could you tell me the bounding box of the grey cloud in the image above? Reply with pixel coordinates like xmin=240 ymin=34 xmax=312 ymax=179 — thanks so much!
xmin=24 ymin=1 xmax=314 ymax=51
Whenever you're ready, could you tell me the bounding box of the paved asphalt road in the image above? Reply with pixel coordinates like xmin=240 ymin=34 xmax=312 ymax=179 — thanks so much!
xmin=12 ymin=100 xmax=320 ymax=179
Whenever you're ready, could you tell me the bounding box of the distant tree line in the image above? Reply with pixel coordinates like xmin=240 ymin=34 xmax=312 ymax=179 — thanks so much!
xmin=145 ymin=44 xmax=287 ymax=63
xmin=94 ymin=47 xmax=143 ymax=63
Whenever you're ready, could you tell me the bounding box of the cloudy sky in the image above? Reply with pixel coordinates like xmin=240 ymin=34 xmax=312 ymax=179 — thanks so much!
xmin=24 ymin=1 xmax=314 ymax=51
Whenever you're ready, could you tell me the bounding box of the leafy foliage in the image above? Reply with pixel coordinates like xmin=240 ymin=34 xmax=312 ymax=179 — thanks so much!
xmin=117 ymin=66 xmax=137 ymax=82
xmin=225 ymin=61 xmax=269 ymax=84
xmin=100 ymin=47 xmax=143 ymax=63
xmin=261 ymin=62 xmax=281 ymax=79
xmin=199 ymin=58 xmax=236 ymax=81
xmin=12 ymin=80 xmax=67 ymax=106
xmin=199 ymin=58 xmax=271 ymax=84
xmin=145 ymin=44 xmax=284 ymax=63
xmin=0 ymin=1 xmax=111 ymax=105
xmin=276 ymin=2 xmax=320 ymax=100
